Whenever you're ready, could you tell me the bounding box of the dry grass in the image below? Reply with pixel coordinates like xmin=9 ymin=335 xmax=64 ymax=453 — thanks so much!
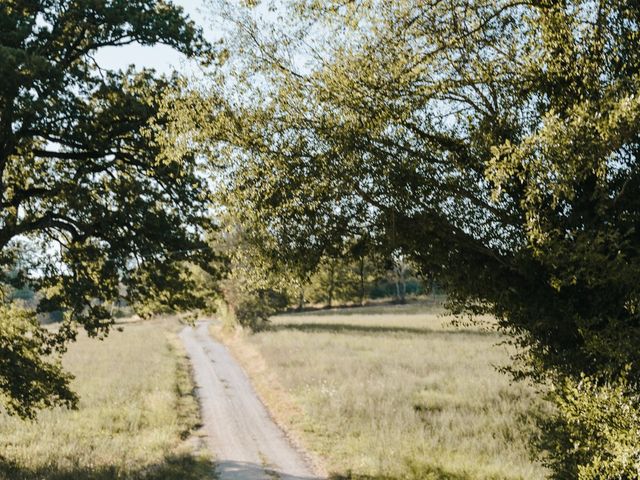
xmin=216 ymin=304 xmax=549 ymax=480
xmin=0 ymin=317 xmax=215 ymax=480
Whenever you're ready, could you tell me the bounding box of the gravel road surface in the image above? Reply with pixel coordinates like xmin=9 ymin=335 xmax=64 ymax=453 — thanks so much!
xmin=180 ymin=321 xmax=321 ymax=480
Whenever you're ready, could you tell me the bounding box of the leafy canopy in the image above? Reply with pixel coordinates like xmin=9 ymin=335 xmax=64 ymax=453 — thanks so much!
xmin=191 ymin=0 xmax=640 ymax=380
xmin=172 ymin=0 xmax=640 ymax=473
xmin=0 ymin=0 xmax=216 ymax=417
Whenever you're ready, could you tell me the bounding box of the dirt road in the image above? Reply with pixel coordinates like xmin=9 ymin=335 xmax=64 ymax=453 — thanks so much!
xmin=180 ymin=321 xmax=321 ymax=480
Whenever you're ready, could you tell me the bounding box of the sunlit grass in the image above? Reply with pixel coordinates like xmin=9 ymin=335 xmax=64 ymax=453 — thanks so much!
xmin=217 ymin=304 xmax=548 ymax=480
xmin=0 ymin=317 xmax=214 ymax=480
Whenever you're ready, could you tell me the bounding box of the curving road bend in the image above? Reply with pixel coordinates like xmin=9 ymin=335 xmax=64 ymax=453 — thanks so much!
xmin=179 ymin=321 xmax=321 ymax=480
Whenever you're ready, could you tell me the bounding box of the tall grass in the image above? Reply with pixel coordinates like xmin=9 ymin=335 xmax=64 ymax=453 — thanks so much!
xmin=0 ymin=317 xmax=214 ymax=480
xmin=217 ymin=304 xmax=548 ymax=480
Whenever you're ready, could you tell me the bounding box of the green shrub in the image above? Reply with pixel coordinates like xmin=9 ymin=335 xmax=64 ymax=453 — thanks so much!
xmin=218 ymin=277 xmax=288 ymax=332
xmin=0 ymin=303 xmax=77 ymax=417
xmin=233 ymin=288 xmax=287 ymax=331
xmin=540 ymin=370 xmax=640 ymax=479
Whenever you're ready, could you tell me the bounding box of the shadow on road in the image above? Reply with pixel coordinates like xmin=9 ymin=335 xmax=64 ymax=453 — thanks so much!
xmin=216 ymin=460 xmax=322 ymax=479
xmin=0 ymin=454 xmax=475 ymax=480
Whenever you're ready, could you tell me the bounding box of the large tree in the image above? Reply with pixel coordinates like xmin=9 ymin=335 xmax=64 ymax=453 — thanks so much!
xmin=0 ymin=0 xmax=216 ymax=418
xmin=174 ymin=0 xmax=640 ymax=475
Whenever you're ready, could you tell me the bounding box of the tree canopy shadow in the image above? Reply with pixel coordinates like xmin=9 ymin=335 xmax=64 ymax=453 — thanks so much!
xmin=0 ymin=450 xmax=506 ymax=480
xmin=215 ymin=461 xmax=476 ymax=480
xmin=0 ymin=452 xmax=215 ymax=480
xmin=216 ymin=460 xmax=321 ymax=479
xmin=328 ymin=463 xmax=475 ymax=480
xmin=281 ymin=300 xmax=444 ymax=317
xmin=269 ymin=322 xmax=495 ymax=338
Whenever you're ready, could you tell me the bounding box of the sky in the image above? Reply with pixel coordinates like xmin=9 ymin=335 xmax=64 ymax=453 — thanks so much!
xmin=94 ymin=0 xmax=215 ymax=74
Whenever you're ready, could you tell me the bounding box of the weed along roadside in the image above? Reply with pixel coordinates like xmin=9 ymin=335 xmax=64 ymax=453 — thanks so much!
xmin=212 ymin=304 xmax=548 ymax=480
xmin=0 ymin=317 xmax=215 ymax=480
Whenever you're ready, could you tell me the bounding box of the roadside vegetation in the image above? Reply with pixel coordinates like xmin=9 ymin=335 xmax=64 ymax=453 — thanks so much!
xmin=4 ymin=1 xmax=640 ymax=476
xmin=0 ymin=317 xmax=214 ymax=480
xmin=215 ymin=303 xmax=548 ymax=480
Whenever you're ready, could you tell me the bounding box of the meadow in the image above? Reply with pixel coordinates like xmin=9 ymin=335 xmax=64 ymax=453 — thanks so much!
xmin=216 ymin=302 xmax=549 ymax=480
xmin=0 ymin=317 xmax=214 ymax=480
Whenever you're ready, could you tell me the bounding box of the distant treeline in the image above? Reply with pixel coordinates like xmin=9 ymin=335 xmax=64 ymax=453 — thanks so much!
xmin=297 ymin=256 xmax=440 ymax=308
xmin=213 ymin=246 xmax=445 ymax=331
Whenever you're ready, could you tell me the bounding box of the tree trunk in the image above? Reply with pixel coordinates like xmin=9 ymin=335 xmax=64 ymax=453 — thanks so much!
xmin=297 ymin=286 xmax=304 ymax=311
xmin=328 ymin=262 xmax=335 ymax=308
xmin=359 ymin=256 xmax=365 ymax=306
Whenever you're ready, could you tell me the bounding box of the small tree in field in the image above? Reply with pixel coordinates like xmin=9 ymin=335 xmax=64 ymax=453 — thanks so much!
xmin=389 ymin=250 xmax=410 ymax=304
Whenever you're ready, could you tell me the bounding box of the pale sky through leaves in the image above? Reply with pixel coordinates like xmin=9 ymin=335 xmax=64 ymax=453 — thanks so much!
xmin=95 ymin=0 xmax=213 ymax=74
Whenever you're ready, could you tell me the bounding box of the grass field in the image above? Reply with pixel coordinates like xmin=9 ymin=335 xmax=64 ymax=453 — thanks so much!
xmin=0 ymin=317 xmax=214 ymax=480
xmin=216 ymin=303 xmax=549 ymax=480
